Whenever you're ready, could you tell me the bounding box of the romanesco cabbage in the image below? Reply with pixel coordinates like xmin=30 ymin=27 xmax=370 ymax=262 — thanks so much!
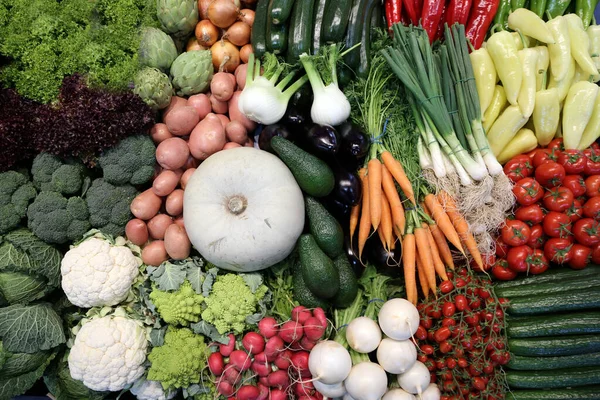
xmin=149 ymin=280 xmax=204 ymax=326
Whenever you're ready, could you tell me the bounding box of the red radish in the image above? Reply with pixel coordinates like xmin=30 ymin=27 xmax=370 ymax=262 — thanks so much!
xmin=258 ymin=317 xmax=279 ymax=338
xmin=314 ymin=392 xmax=324 ymax=400
xmin=269 ymin=389 xmax=287 ymax=400
xmin=258 ymin=376 xmax=269 ymax=387
xmin=290 ymin=351 xmax=310 ymax=376
xmin=229 ymin=350 xmax=252 ymax=371
xmin=266 ymin=370 xmax=289 ymax=389
xmin=294 ymin=381 xmax=315 ymax=397
xmin=303 ymin=317 xmax=325 ymax=341
xmin=208 ymin=352 xmax=225 ymax=376
xmin=237 ymin=385 xmax=260 ymax=400
xmin=220 ymin=334 xmax=236 ymax=357
xmin=292 ymin=306 xmax=312 ymax=324
xmin=264 ymin=336 xmax=285 ymax=362
xmin=299 ymin=336 xmax=317 ymax=351
xmin=223 ymin=366 xmax=242 ymax=385
xmin=289 ymin=341 xmax=303 ymax=351
xmin=251 ymin=360 xmax=271 ymax=377
xmin=313 ymin=308 xmax=328 ymax=330
xmin=243 ymin=332 xmax=266 ymax=354
xmin=298 ymin=396 xmax=319 ymax=400
xmin=279 ymin=321 xmax=303 ymax=343
xmin=257 ymin=383 xmax=269 ymax=400
xmin=217 ymin=380 xmax=234 ymax=396
xmin=274 ymin=349 xmax=292 ymax=370
xmin=254 ymin=352 xmax=267 ymax=363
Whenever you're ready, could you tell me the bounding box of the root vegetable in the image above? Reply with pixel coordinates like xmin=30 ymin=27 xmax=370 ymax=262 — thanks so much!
xmin=187 ymin=93 xmax=212 ymax=119
xmin=229 ymin=91 xmax=257 ymax=130
xmin=223 ymin=142 xmax=242 ymax=149
xmin=242 ymin=332 xmax=265 ymax=354
xmin=308 ymin=341 xmax=352 ymax=384
xmin=220 ymin=333 xmax=236 ymax=356
xmin=150 ymin=123 xmax=173 ymax=143
xmin=235 ymin=64 xmax=248 ymax=89
xmin=303 ymin=317 xmax=325 ymax=341
xmin=344 ymin=362 xmax=388 ymax=400
xmin=208 ymin=0 xmax=239 ymax=28
xmin=195 ymin=19 xmax=220 ymax=47
xmin=141 ymin=240 xmax=168 ymax=266
xmin=166 ymin=189 xmax=184 ymax=216
xmin=279 ymin=320 xmax=303 ymax=343
xmin=254 ymin=352 xmax=267 ymax=363
xmin=237 ymin=385 xmax=260 ymax=400
xmin=270 ymin=389 xmax=287 ymax=400
xmin=164 ymin=224 xmax=191 ymax=260
xmin=224 ymin=366 xmax=242 ymax=385
xmin=229 ymin=350 xmax=252 ymax=371
xmin=180 ymin=168 xmax=196 ymax=189
xmin=257 ymin=384 xmax=269 ymax=400
xmin=239 ymin=9 xmax=255 ymax=26
xmin=291 ymin=305 xmax=312 ymax=324
xmin=125 ymin=219 xmax=149 ymax=245
xmin=131 ymin=189 xmax=162 ymax=220
xmin=421 ymin=383 xmax=441 ymax=400
xmin=274 ymin=349 xmax=292 ymax=370
xmin=188 ymin=114 xmax=227 ymax=159
xmin=313 ymin=308 xmax=328 ymax=330
xmin=245 ymin=138 xmax=254 ymax=147
xmin=377 ymin=298 xmax=420 ymax=340
xmin=163 ymin=96 xmax=187 ymax=119
xmin=240 ymin=44 xmax=252 ymax=63
xmin=174 ymin=215 xmax=185 ymax=227
xmin=184 ymin=156 xmax=199 ymax=170
xmin=382 ymin=389 xmax=416 ymax=400
xmin=376 ymin=338 xmax=417 ymax=374
xmin=211 ymin=40 xmax=240 ymax=73
xmin=264 ymin=336 xmax=284 ymax=362
xmin=186 ymin=37 xmax=206 ymax=51
xmin=346 ymin=316 xmax=382 ymax=354
xmin=156 ymin=137 xmax=190 ymax=170
xmin=313 ymin=381 xmax=346 ymax=398
xmin=397 ymin=361 xmax=430 ymax=395
xmin=299 ymin=336 xmax=317 ymax=350
xmin=226 ymin=21 xmax=251 ymax=46
xmin=164 ymin=105 xmax=199 ymax=136
xmin=211 ymin=72 xmax=236 ymax=102
xmin=198 ymin=0 xmax=211 ymax=19
xmin=266 ymin=370 xmax=289 ymax=389
xmin=251 ymin=360 xmax=271 ymax=376
xmin=210 ymin=93 xmax=229 ymax=114
xmin=258 ymin=317 xmax=278 ymax=338
xmin=147 ymin=214 xmax=173 ymax=240
xmin=217 ymin=380 xmax=234 ymax=397
xmin=290 ymin=351 xmax=310 ymax=375
xmin=208 ymin=352 xmax=225 ymax=376
xmin=294 ymin=381 xmax=315 ymax=398
xmin=153 ymin=170 xmax=180 ymax=196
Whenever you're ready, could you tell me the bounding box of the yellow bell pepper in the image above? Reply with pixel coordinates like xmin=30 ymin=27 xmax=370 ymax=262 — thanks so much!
xmin=578 ymin=91 xmax=600 ymax=150
xmin=508 ymin=9 xmax=555 ymax=44
xmin=564 ymin=14 xmax=598 ymax=76
xmin=487 ymin=31 xmax=523 ymax=106
xmin=548 ymin=57 xmax=576 ymax=102
xmin=532 ymin=87 xmax=560 ymax=146
xmin=517 ymin=48 xmax=538 ymax=118
xmin=470 ymin=48 xmax=497 ymax=118
xmin=587 ymin=25 xmax=600 ymax=82
xmin=483 ymin=85 xmax=507 ymax=130
xmin=547 ymin=16 xmax=572 ymax=82
xmin=497 ymin=129 xmax=539 ymax=164
xmin=535 ymin=46 xmax=550 ymax=91
xmin=487 ymin=105 xmax=529 ymax=156
xmin=562 ymin=81 xmax=599 ymax=149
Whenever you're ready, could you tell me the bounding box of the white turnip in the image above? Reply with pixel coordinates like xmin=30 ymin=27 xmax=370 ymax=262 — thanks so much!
xmin=381 ymin=388 xmax=416 ymax=400
xmin=344 ymin=362 xmax=388 ymax=400
xmin=397 ymin=361 xmax=430 ymax=395
xmin=377 ymin=298 xmax=420 ymax=340
xmin=376 ymin=338 xmax=417 ymax=374
xmin=313 ymin=380 xmax=346 ymax=398
xmin=346 ymin=316 xmax=382 ymax=354
xmin=421 ymin=383 xmax=441 ymax=400
xmin=308 ymin=340 xmax=352 ymax=384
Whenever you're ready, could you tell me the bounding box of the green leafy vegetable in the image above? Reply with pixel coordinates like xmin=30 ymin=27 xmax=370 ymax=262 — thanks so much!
xmin=0 ymin=303 xmax=65 ymax=353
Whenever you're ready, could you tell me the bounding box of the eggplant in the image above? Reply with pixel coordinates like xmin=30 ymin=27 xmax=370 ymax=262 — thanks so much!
xmin=322 ymin=195 xmax=351 ymax=223
xmin=258 ymin=124 xmax=293 ymax=153
xmin=331 ymin=166 xmax=362 ymax=206
xmin=344 ymin=233 xmax=362 ymax=273
xmin=338 ymin=122 xmax=369 ymax=160
xmin=282 ymin=106 xmax=309 ymax=131
xmin=289 ymin=83 xmax=313 ymax=112
xmin=366 ymin=235 xmax=402 ymax=276
xmin=305 ymin=124 xmax=340 ymax=155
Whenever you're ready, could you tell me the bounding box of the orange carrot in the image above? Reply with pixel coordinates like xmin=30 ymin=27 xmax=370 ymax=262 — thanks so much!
xmin=415 ymin=251 xmax=430 ymax=297
xmin=367 ymin=158 xmax=382 ymax=231
xmin=414 ymin=225 xmax=437 ymax=293
xmin=358 ymin=174 xmax=371 ymax=261
xmin=429 ymin=223 xmax=455 ymax=270
xmin=424 ymin=193 xmax=465 ymax=255
xmin=380 ymin=193 xmax=393 ymax=251
xmin=381 ymin=151 xmax=416 ymax=205
xmin=424 ymin=223 xmax=449 ymax=281
xmin=381 ymin=164 xmax=405 ymax=237
xmin=349 ymin=205 xmax=360 ymax=246
xmin=403 ymin=233 xmax=417 ymax=305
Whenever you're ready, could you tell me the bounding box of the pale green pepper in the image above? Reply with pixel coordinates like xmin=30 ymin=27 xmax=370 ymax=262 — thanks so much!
xmin=562 ymin=80 xmax=599 ymax=149
xmin=511 ymin=32 xmax=537 ymax=50
xmin=488 ymin=31 xmax=523 ymax=106
xmin=587 ymin=25 xmax=600 ymax=82
xmin=548 ymin=57 xmax=576 ymax=102
xmin=487 ymin=105 xmax=529 ymax=156
xmin=508 ymin=9 xmax=555 ymax=44
xmin=578 ymin=91 xmax=600 ymax=150
xmin=535 ymin=46 xmax=550 ymax=91
xmin=517 ymin=48 xmax=539 ymax=118
xmin=470 ymin=48 xmax=497 ymax=118
xmin=547 ymin=16 xmax=572 ymax=82
xmin=483 ymin=85 xmax=508 ymax=132
xmin=533 ymin=87 xmax=560 ymax=146
xmin=497 ymin=129 xmax=539 ymax=164
xmin=564 ymin=14 xmax=598 ymax=76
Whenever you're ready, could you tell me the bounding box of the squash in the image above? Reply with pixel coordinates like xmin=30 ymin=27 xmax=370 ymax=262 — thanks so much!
xmin=183 ymin=147 xmax=305 ymax=271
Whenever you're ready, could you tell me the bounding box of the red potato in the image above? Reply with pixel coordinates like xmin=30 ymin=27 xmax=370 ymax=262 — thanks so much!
xmin=187 ymin=94 xmax=212 ymax=120
xmin=229 ymin=350 xmax=252 ymax=371
xmin=237 ymin=385 xmax=260 ymax=400
xmin=174 ymin=215 xmax=185 ymax=227
xmin=153 ymin=170 xmax=180 ymax=196
xmin=225 ymin=21 xmax=251 ymax=47
xmin=180 ymin=168 xmax=196 ymax=189
xmin=166 ymin=189 xmax=184 ymax=216
xmin=210 ymin=93 xmax=229 ymax=114
xmin=211 ymin=72 xmax=236 ymax=102
xmin=223 ymin=142 xmax=242 ymax=150
xmin=164 ymin=224 xmax=191 ymax=260
xmin=229 ymin=91 xmax=257 ymax=131
xmin=150 ymin=123 xmax=173 ymax=144
xmin=147 ymin=214 xmax=174 ymax=240
xmin=208 ymin=352 xmax=225 ymax=376
xmin=156 ymin=137 xmax=190 ymax=170
xmin=162 ymin=96 xmax=188 ymax=119
xmin=226 ymin=120 xmax=248 ymax=144
xmin=131 ymin=189 xmax=162 ymax=220
xmin=245 ymin=138 xmax=255 ymax=147
xmin=238 ymin=9 xmax=255 ymax=26
xmin=216 ymin=114 xmax=230 ymax=128
xmin=235 ymin=64 xmax=248 ymax=89
xmin=141 ymin=240 xmax=168 ymax=266
xmin=188 ymin=114 xmax=227 ymax=160
xmin=184 ymin=156 xmax=200 ymax=170
xmin=125 ymin=219 xmax=149 ymax=245
xmin=164 ymin=105 xmax=200 ymax=136
xmin=240 ymin=44 xmax=253 ymax=63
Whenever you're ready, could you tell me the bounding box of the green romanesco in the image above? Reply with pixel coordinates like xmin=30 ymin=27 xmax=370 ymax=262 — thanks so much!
xmin=0 ymin=170 xmax=36 ymax=234
xmin=149 ymin=280 xmax=204 ymax=326
xmin=31 ymin=153 xmax=86 ymax=196
xmin=98 ymin=135 xmax=156 ymax=186
xmin=147 ymin=327 xmax=208 ymax=390
xmin=85 ymin=178 xmax=138 ymax=237
xmin=193 ymin=380 xmax=216 ymax=400
xmin=202 ymin=274 xmax=269 ymax=335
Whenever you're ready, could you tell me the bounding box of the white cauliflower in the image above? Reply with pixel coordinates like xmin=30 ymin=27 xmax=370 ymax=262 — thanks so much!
xmin=61 ymin=236 xmax=140 ymax=307
xmin=68 ymin=315 xmax=148 ymax=392
xmin=131 ymin=379 xmax=176 ymax=400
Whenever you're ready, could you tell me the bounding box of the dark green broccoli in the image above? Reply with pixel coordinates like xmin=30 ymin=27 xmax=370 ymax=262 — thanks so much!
xmin=98 ymin=135 xmax=156 ymax=186
xmin=85 ymin=178 xmax=138 ymax=237
xmin=0 ymin=171 xmax=37 ymax=234
xmin=27 ymin=191 xmax=91 ymax=244
xmin=31 ymin=153 xmax=86 ymax=195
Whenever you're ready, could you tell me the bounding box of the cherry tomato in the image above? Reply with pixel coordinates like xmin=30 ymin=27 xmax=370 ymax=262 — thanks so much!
xmin=434 ymin=327 xmax=451 ymax=342
xmin=506 ymin=245 xmax=533 ymax=273
xmin=543 ymin=211 xmax=572 ymax=238
xmin=514 ymin=204 xmax=544 ymax=225
xmin=442 ymin=302 xmax=456 ymax=317
xmin=527 ymin=224 xmax=546 ymax=249
xmin=454 ymin=294 xmax=468 ymax=311
xmin=472 ymin=377 xmax=487 ymax=391
xmin=532 ymin=148 xmax=560 ymax=167
xmin=563 ymin=175 xmax=587 ymax=197
xmin=439 ymin=340 xmax=452 ymax=354
xmin=491 ymin=259 xmax=517 ymax=280
xmin=501 ymin=220 xmax=531 ymax=246
xmin=584 ymin=149 xmax=600 ymax=175
xmin=528 ymin=249 xmax=549 ymax=274
xmin=573 ymin=218 xmax=600 ymax=247
xmin=558 ymin=150 xmax=586 ymax=174
xmin=415 ymin=325 xmax=428 ymax=341
xmin=503 ymin=156 xmax=534 ymax=183
xmin=548 ymin=138 xmax=564 ymax=151
xmin=583 ymin=196 xmax=600 ymax=219
xmin=513 ymin=178 xmax=544 ymax=206
xmin=495 ymin=237 xmax=510 ymax=258
xmin=585 ymin=175 xmax=600 ymax=197
xmin=535 ymin=162 xmax=566 ymax=188
xmin=569 ymin=244 xmax=592 ymax=270
xmin=565 ymin=199 xmax=583 ymax=223
xmin=439 ymin=280 xmax=454 ymax=294
xmin=543 ymin=187 xmax=574 ymax=212
xmin=544 ymin=238 xmax=573 ymax=264
xmin=592 ymin=243 xmax=600 ymax=264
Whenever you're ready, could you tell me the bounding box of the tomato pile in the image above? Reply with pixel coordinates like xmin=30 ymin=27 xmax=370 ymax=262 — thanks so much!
xmin=492 ymin=139 xmax=600 ymax=280
xmin=414 ymin=266 xmax=509 ymax=400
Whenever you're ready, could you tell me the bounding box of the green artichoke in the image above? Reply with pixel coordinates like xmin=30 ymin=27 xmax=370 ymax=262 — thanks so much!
xmin=170 ymin=50 xmax=213 ymax=96
xmin=156 ymin=0 xmax=199 ymax=38
xmin=139 ymin=27 xmax=179 ymax=72
xmin=133 ymin=67 xmax=174 ymax=110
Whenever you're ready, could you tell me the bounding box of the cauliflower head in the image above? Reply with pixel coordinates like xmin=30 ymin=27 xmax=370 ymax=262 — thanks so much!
xmin=68 ymin=316 xmax=148 ymax=392
xmin=149 ymin=280 xmax=204 ymax=326
xmin=130 ymin=379 xmax=176 ymax=400
xmin=147 ymin=327 xmax=208 ymax=390
xmin=61 ymin=237 xmax=140 ymax=308
xmin=202 ymin=274 xmax=268 ymax=335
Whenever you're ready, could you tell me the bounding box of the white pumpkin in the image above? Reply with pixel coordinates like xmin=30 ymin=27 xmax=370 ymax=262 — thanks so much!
xmin=183 ymin=147 xmax=305 ymax=271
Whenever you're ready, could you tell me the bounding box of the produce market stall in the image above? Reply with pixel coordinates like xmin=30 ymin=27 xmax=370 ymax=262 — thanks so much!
xmin=1 ymin=0 xmax=600 ymax=399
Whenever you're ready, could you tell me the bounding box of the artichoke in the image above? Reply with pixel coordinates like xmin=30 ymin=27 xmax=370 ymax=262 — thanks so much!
xmin=139 ymin=27 xmax=178 ymax=72
xmin=170 ymin=50 xmax=213 ymax=96
xmin=133 ymin=67 xmax=173 ymax=110
xmin=156 ymin=0 xmax=199 ymax=38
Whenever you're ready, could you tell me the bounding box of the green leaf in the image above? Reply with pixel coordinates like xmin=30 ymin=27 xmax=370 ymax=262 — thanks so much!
xmin=201 ymin=268 xmax=218 ymax=297
xmin=190 ymin=321 xmax=229 ymax=345
xmin=148 ymin=262 xmax=186 ymax=291
xmin=0 ymin=272 xmax=46 ymax=304
xmin=0 ymin=350 xmax=51 ymax=378
xmin=240 ymin=273 xmax=264 ymax=293
xmin=186 ymin=267 xmax=204 ymax=295
xmin=44 ymin=355 xmax=108 ymax=400
xmin=0 ymin=303 xmax=65 ymax=353
xmin=0 ymin=350 xmax=56 ymax=400
xmin=149 ymin=326 xmax=167 ymax=347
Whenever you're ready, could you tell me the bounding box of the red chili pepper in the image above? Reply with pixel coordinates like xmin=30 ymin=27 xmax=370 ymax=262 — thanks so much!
xmin=421 ymin=0 xmax=445 ymax=42
xmin=446 ymin=0 xmax=473 ymax=26
xmin=465 ymin=0 xmax=501 ymax=50
xmin=434 ymin=1 xmax=448 ymax=42
xmin=385 ymin=0 xmax=403 ymax=33
xmin=402 ymin=0 xmax=420 ymax=25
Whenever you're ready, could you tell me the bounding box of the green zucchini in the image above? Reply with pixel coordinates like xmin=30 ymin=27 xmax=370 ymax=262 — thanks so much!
xmin=343 ymin=0 xmax=377 ymax=77
xmin=496 ymin=275 xmax=600 ymax=298
xmin=494 ymin=264 xmax=600 ymax=289
xmin=321 ymin=0 xmax=353 ymax=43
xmin=267 ymin=19 xmax=288 ymax=54
xmin=356 ymin=0 xmax=378 ymax=78
xmin=286 ymin=0 xmax=315 ymax=63
xmin=507 ymin=287 xmax=600 ymax=316
xmin=506 ymin=386 xmax=600 ymax=399
xmin=271 ymin=0 xmax=295 ymax=25
xmin=312 ymin=0 xmax=327 ymax=54
xmin=506 ymin=367 xmax=600 ymax=389
xmin=509 ymin=335 xmax=600 ymax=357
xmin=507 ymin=311 xmax=600 ymax=338
xmin=252 ymin=0 xmax=270 ymax=58
xmin=507 ymin=352 xmax=600 ymax=370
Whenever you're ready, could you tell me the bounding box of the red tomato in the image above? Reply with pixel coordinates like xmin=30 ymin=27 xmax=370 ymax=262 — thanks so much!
xmin=535 ymin=162 xmax=566 ymax=188
xmin=548 ymin=138 xmax=565 ymax=151
xmin=527 ymin=224 xmax=546 ymax=249
xmin=543 ymin=211 xmax=572 ymax=238
xmin=583 ymin=196 xmax=600 ymax=219
xmin=569 ymin=244 xmax=592 ymax=270
xmin=528 ymin=249 xmax=549 ymax=274
xmin=543 ymin=187 xmax=574 ymax=212
xmin=471 ymin=252 xmax=496 ymax=272
xmin=506 ymin=245 xmax=533 ymax=273
xmin=514 ymin=204 xmax=544 ymax=225
xmin=532 ymin=148 xmax=560 ymax=167
xmin=573 ymin=218 xmax=600 ymax=247
xmin=513 ymin=178 xmax=544 ymax=206
xmin=584 ymin=149 xmax=600 ymax=175
xmin=585 ymin=176 xmax=600 ymax=197
xmin=562 ymin=175 xmax=587 ymax=197
xmin=557 ymin=150 xmax=586 ymax=174
xmin=442 ymin=302 xmax=456 ymax=317
xmin=565 ymin=199 xmax=583 ymax=223
xmin=495 ymin=237 xmax=510 ymax=258
xmin=503 ymin=156 xmax=534 ymax=183
xmin=439 ymin=280 xmax=454 ymax=294
xmin=592 ymin=243 xmax=600 ymax=264
xmin=501 ymin=220 xmax=531 ymax=246
xmin=491 ymin=259 xmax=517 ymax=280
xmin=454 ymin=294 xmax=468 ymax=311
xmin=544 ymin=238 xmax=573 ymax=264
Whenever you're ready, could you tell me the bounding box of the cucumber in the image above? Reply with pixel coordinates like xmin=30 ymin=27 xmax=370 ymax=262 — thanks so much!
xmin=312 ymin=0 xmax=327 ymax=54
xmin=321 ymin=0 xmax=353 ymax=43
xmin=252 ymin=0 xmax=270 ymax=58
xmin=496 ymin=275 xmax=600 ymax=298
xmin=286 ymin=0 xmax=315 ymax=63
xmin=331 ymin=254 xmax=359 ymax=308
xmin=508 ymin=335 xmax=600 ymax=357
xmin=292 ymin=261 xmax=330 ymax=309
xmin=507 ymin=311 xmax=600 ymax=338
xmin=270 ymin=0 xmax=295 ymax=25
xmin=507 ymin=287 xmax=600 ymax=316
xmin=506 ymin=367 xmax=600 ymax=389
xmin=494 ymin=264 xmax=600 ymax=289
xmin=298 ymin=234 xmax=340 ymax=299
xmin=305 ymin=196 xmax=343 ymax=258
xmin=267 ymin=20 xmax=288 ymax=54
xmin=506 ymin=386 xmax=600 ymax=399
xmin=508 ymin=352 xmax=600 ymax=370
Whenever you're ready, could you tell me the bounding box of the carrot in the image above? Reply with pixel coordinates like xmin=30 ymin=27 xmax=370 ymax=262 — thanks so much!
xmin=350 ymin=167 xmax=366 ymax=246
xmin=357 ymin=174 xmax=371 ymax=261
xmin=381 ymin=151 xmax=416 ymax=205
xmin=424 ymin=223 xmax=448 ymax=281
xmin=424 ymin=193 xmax=465 ymax=255
xmin=367 ymin=158 xmax=382 ymax=231
xmin=380 ymin=192 xmax=393 ymax=251
xmin=414 ymin=225 xmax=436 ymax=294
xmin=429 ymin=223 xmax=455 ymax=270
xmin=415 ymin=251 xmax=430 ymax=297
xmin=403 ymin=233 xmax=417 ymax=305
xmin=381 ymin=164 xmax=405 ymax=237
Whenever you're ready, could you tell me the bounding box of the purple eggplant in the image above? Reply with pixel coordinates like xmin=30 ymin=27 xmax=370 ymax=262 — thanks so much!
xmin=331 ymin=167 xmax=362 ymax=206
xmin=305 ymin=124 xmax=340 ymax=155
xmin=338 ymin=122 xmax=369 ymax=160
xmin=258 ymin=124 xmax=293 ymax=153
xmin=366 ymin=235 xmax=402 ymax=275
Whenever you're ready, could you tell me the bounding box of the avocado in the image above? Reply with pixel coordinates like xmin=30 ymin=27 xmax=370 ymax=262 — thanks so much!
xmin=305 ymin=196 xmax=344 ymax=258
xmin=292 ymin=261 xmax=330 ymax=309
xmin=298 ymin=234 xmax=340 ymax=299
xmin=331 ymin=254 xmax=359 ymax=308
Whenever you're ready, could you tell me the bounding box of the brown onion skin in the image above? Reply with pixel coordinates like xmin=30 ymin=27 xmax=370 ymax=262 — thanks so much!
xmin=239 ymin=44 xmax=253 ymax=64
xmin=195 ymin=19 xmax=220 ymax=47
xmin=211 ymin=40 xmax=240 ymax=73
xmin=208 ymin=0 xmax=239 ymax=29
xmin=225 ymin=21 xmax=251 ymax=47
xmin=238 ymin=9 xmax=255 ymax=26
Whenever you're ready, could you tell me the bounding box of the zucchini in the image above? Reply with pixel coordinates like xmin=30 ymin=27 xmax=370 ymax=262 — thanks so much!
xmin=507 ymin=287 xmax=600 ymax=316
xmin=495 ymin=264 xmax=600 ymax=289
xmin=312 ymin=0 xmax=327 ymax=54
xmin=506 ymin=386 xmax=600 ymax=399
xmin=356 ymin=0 xmax=378 ymax=78
xmin=509 ymin=335 xmax=600 ymax=357
xmin=507 ymin=311 xmax=600 ymax=338
xmin=252 ymin=0 xmax=270 ymax=58
xmin=506 ymin=367 xmax=600 ymax=389
xmin=496 ymin=275 xmax=600 ymax=298
xmin=271 ymin=0 xmax=295 ymax=24
xmin=321 ymin=0 xmax=353 ymax=44
xmin=267 ymin=20 xmax=288 ymax=54
xmin=343 ymin=0 xmax=377 ymax=77
xmin=507 ymin=352 xmax=600 ymax=370
xmin=286 ymin=0 xmax=315 ymax=63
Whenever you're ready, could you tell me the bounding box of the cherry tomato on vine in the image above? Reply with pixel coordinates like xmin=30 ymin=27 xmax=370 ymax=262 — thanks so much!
xmin=491 ymin=259 xmax=517 ymax=280
xmin=583 ymin=196 xmax=600 ymax=219
xmin=439 ymin=280 xmax=454 ymax=294
xmin=507 ymin=245 xmax=533 ymax=273
xmin=543 ymin=211 xmax=572 ymax=238
xmin=513 ymin=178 xmax=544 ymax=206
xmin=535 ymin=162 xmax=566 ymax=188
xmin=454 ymin=294 xmax=468 ymax=311
xmin=543 ymin=187 xmax=574 ymax=212
xmin=562 ymin=175 xmax=587 ymax=197
xmin=528 ymin=249 xmax=549 ymax=274
xmin=585 ymin=176 xmax=600 ymax=197
xmin=569 ymin=244 xmax=592 ymax=270
xmin=565 ymin=199 xmax=583 ymax=223
xmin=514 ymin=204 xmax=544 ymax=225
xmin=573 ymin=218 xmax=600 ymax=247
xmin=544 ymin=238 xmax=573 ymax=264
xmin=442 ymin=302 xmax=456 ymax=317
xmin=501 ymin=220 xmax=531 ymax=246
xmin=558 ymin=150 xmax=586 ymax=174
xmin=527 ymin=224 xmax=546 ymax=249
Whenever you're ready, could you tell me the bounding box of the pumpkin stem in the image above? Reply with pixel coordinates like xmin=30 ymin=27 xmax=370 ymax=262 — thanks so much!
xmin=227 ymin=195 xmax=247 ymax=215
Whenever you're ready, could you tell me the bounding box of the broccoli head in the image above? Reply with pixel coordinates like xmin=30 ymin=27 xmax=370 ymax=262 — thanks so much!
xmin=85 ymin=178 xmax=138 ymax=237
xmin=31 ymin=153 xmax=86 ymax=195
xmin=27 ymin=191 xmax=91 ymax=244
xmin=149 ymin=280 xmax=204 ymax=326
xmin=98 ymin=135 xmax=156 ymax=186
xmin=0 ymin=171 xmax=37 ymax=234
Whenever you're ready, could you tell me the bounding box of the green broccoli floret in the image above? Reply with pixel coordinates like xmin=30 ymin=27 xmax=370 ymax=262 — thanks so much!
xmin=149 ymin=280 xmax=204 ymax=326
xmin=0 ymin=171 xmax=37 ymax=234
xmin=202 ymin=274 xmax=269 ymax=335
xmin=27 ymin=191 xmax=91 ymax=244
xmin=147 ymin=327 xmax=208 ymax=390
xmin=98 ymin=135 xmax=156 ymax=186
xmin=31 ymin=153 xmax=86 ymax=195
xmin=85 ymin=178 xmax=138 ymax=237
